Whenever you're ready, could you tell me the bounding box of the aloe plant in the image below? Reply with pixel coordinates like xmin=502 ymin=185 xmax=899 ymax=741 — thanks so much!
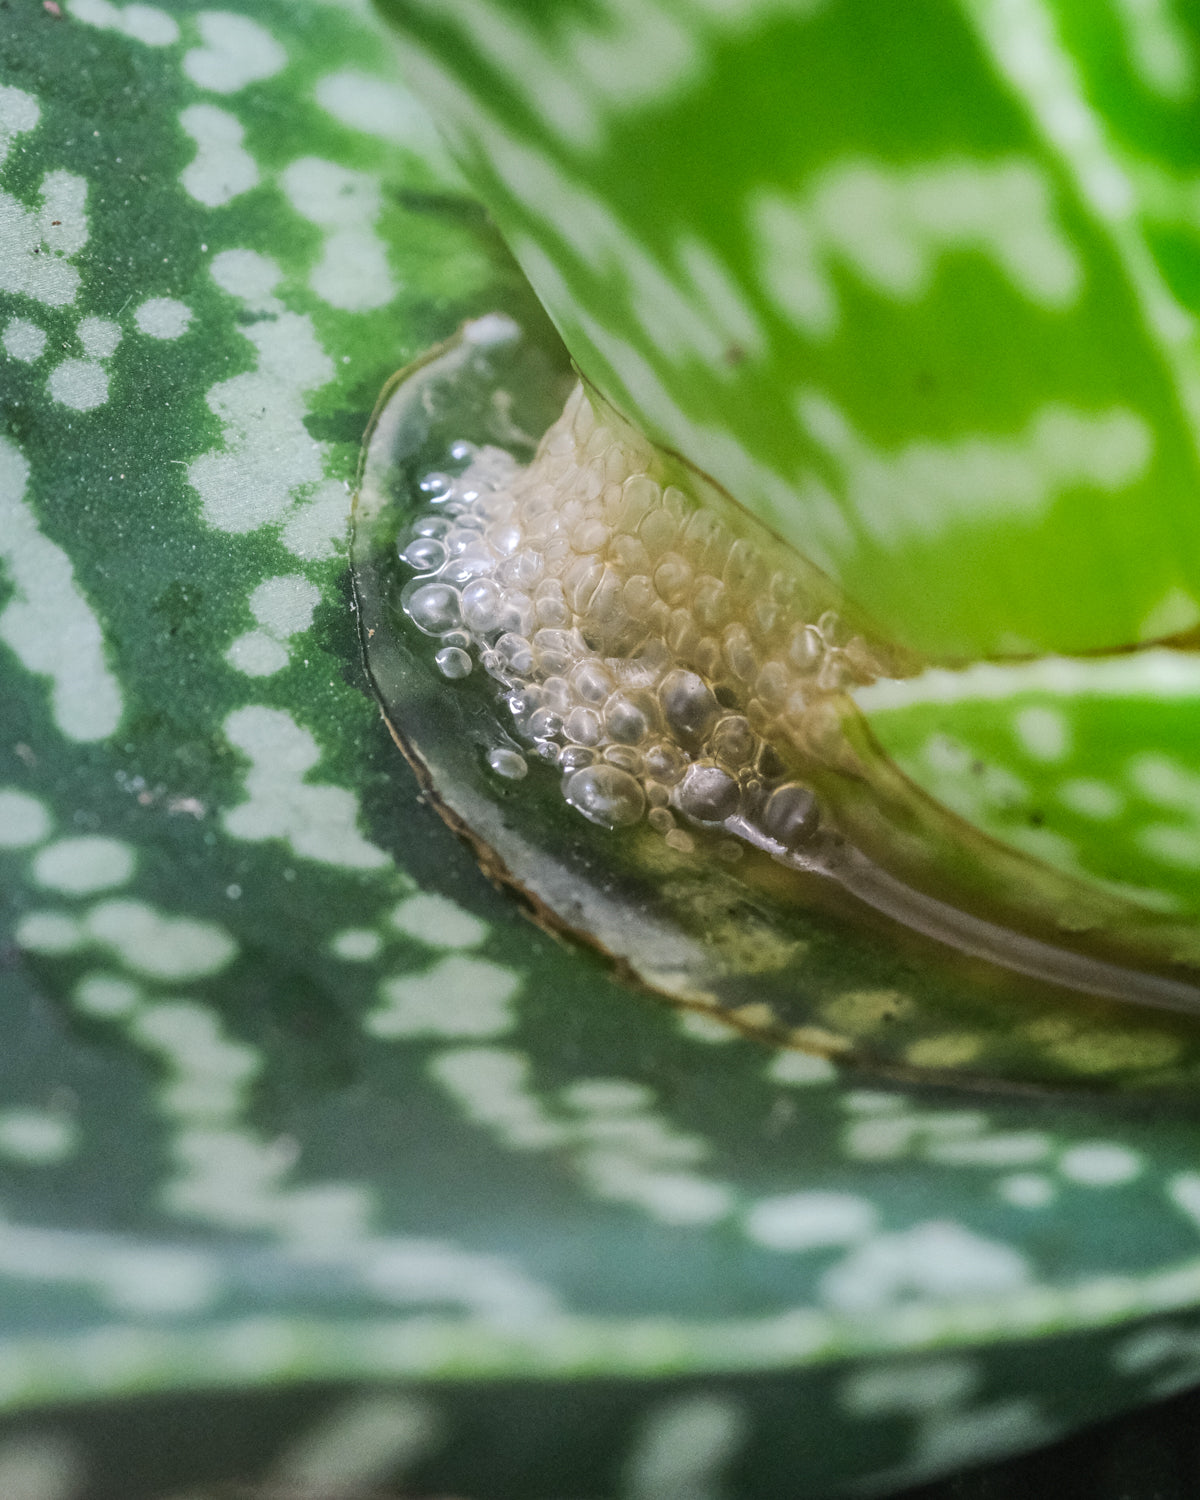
xmin=5 ymin=1 xmax=1200 ymax=1497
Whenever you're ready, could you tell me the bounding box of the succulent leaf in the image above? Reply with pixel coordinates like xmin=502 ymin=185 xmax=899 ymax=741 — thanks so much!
xmin=5 ymin=1 xmax=1200 ymax=1495
xmin=377 ymin=0 xmax=1200 ymax=661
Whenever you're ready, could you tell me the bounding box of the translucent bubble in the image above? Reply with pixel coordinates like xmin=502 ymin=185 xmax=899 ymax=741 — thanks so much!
xmin=487 ymin=747 xmax=528 ymax=780
xmin=653 ymin=552 xmax=694 ymax=606
xmin=572 ymin=519 xmax=609 ymax=553
xmin=564 ymin=764 xmax=646 ymax=828
xmin=402 ymin=581 xmax=462 ymax=635
xmin=604 ymin=692 xmax=651 ymax=745
xmin=533 ymin=628 xmax=579 ymax=675
xmin=676 ymin=762 xmax=740 ymax=823
xmin=528 ymin=707 xmax=563 ymax=740
xmin=418 ymin=470 xmax=453 ymax=499
xmin=648 ymin=807 xmax=674 ymax=834
xmin=496 ymin=592 xmax=534 ymax=637
xmin=722 ymin=623 xmax=758 ymax=682
xmin=400 ymin=535 xmax=448 ymax=572
xmin=497 ymin=550 xmax=543 ymax=589
xmin=564 ymin=706 xmax=603 ymax=746
xmin=754 ymin=660 xmax=790 ymax=711
xmin=560 ymin=745 xmax=597 ymax=772
xmin=496 ymin=633 xmax=534 ymax=675
xmin=412 ymin=515 xmax=452 ymax=540
xmin=659 ymin=669 xmax=719 ymax=747
xmin=644 ymin=740 xmax=687 ymax=785
xmin=788 ymin=623 xmax=824 ymax=674
xmin=542 ymin=675 xmax=572 ymax=713
xmin=710 ymin=714 xmax=757 ymax=769
xmin=817 ymin=609 xmax=844 ymax=645
xmin=570 ymin=660 xmax=615 ymax=705
xmin=435 ymin=646 xmax=472 ymax=679
xmin=603 ymin=744 xmax=643 ymax=775
xmin=762 ymin=782 xmax=819 ymax=849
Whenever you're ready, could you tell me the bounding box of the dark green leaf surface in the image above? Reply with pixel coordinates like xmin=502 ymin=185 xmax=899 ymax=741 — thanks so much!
xmin=4 ymin=2 xmax=1200 ymax=1495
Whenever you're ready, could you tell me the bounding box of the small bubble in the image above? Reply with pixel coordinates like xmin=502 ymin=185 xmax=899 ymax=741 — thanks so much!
xmin=817 ymin=609 xmax=844 ymax=645
xmin=400 ymin=535 xmax=447 ymax=572
xmin=487 ymin=747 xmax=528 ymax=780
xmin=710 ymin=714 xmax=757 ymax=769
xmin=560 ymin=745 xmax=597 ymax=772
xmin=603 ymin=744 xmax=643 ymax=775
xmin=570 ymin=660 xmax=615 ymax=705
xmin=786 ymin=621 xmax=828 ymax=675
xmin=435 ymin=646 xmax=472 ymax=679
xmin=461 ymin=578 xmax=502 ymax=633
xmin=402 ymin=580 xmax=462 ymax=635
xmin=564 ymin=705 xmax=603 ymax=746
xmin=644 ymin=740 xmax=687 ymax=785
xmin=564 ymin=764 xmax=645 ymax=828
xmin=496 ymin=632 xmax=534 ymax=675
xmin=528 ymin=707 xmax=563 ymax=739
xmin=604 ymin=692 xmax=651 ymax=745
xmin=419 ymin=470 xmax=453 ymax=498
xmin=762 ymin=782 xmax=819 ymax=849
xmin=659 ymin=669 xmax=719 ymax=747
xmin=677 ymin=761 xmax=740 ymax=823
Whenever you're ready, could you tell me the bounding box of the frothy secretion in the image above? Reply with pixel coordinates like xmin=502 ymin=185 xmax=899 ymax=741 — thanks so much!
xmin=395 ymin=382 xmax=886 ymax=857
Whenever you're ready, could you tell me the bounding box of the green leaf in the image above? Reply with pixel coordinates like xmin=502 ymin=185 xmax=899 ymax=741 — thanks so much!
xmin=6 ymin=2 xmax=1200 ymax=1496
xmin=376 ymin=0 xmax=1200 ymax=661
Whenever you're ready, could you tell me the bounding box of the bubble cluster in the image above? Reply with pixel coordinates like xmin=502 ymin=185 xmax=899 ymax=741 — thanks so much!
xmin=396 ymin=383 xmax=885 ymax=854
